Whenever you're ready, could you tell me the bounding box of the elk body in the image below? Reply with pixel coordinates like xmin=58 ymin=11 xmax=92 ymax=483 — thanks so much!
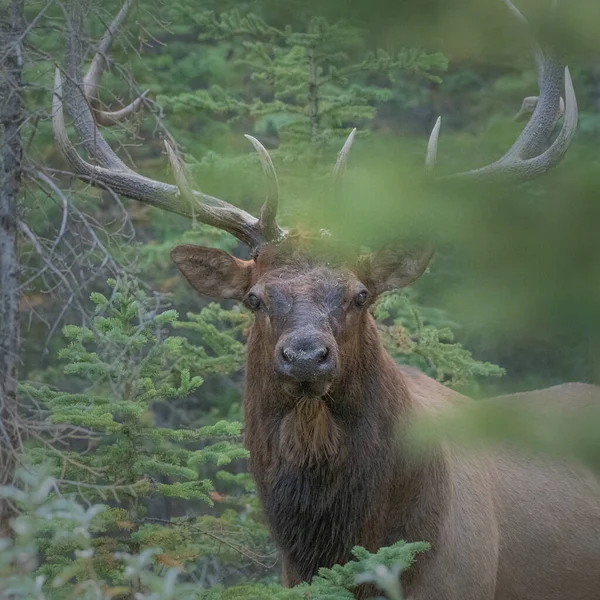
xmin=53 ymin=1 xmax=600 ymax=598
xmin=173 ymin=244 xmax=600 ymax=600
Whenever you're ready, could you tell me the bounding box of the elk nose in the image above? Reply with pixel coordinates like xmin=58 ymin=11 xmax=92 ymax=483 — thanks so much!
xmin=276 ymin=338 xmax=335 ymax=381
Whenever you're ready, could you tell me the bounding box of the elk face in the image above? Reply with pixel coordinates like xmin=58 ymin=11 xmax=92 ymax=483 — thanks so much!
xmin=246 ymin=261 xmax=364 ymax=399
xmin=171 ymin=241 xmax=433 ymax=399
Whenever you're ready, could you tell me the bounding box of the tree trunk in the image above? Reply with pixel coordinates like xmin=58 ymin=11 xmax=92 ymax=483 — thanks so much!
xmin=308 ymin=45 xmax=319 ymax=142
xmin=0 ymin=0 xmax=24 ymax=537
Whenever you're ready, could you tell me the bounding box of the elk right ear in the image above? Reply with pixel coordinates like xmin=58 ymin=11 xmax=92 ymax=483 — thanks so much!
xmin=170 ymin=245 xmax=254 ymax=300
xmin=360 ymin=242 xmax=434 ymax=296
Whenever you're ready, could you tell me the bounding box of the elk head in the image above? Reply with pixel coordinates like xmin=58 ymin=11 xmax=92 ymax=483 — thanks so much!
xmin=171 ymin=237 xmax=433 ymax=400
xmin=52 ymin=0 xmax=577 ymax=402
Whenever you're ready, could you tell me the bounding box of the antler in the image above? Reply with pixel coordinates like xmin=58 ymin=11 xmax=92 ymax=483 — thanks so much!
xmin=53 ymin=1 xmax=285 ymax=249
xmin=427 ymin=0 xmax=578 ymax=183
xmin=82 ymin=0 xmax=148 ymax=126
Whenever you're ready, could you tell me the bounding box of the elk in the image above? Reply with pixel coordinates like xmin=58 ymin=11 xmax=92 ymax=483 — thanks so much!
xmin=52 ymin=1 xmax=600 ymax=598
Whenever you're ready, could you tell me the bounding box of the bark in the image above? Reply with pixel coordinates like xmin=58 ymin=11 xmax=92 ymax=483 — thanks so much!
xmin=0 ymin=0 xmax=24 ymax=537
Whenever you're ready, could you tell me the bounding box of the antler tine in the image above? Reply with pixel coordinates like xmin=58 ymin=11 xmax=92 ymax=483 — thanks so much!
xmin=82 ymin=0 xmax=148 ymax=126
xmin=92 ymin=91 xmax=150 ymax=127
xmin=163 ymin=141 xmax=201 ymax=221
xmin=425 ymin=117 xmax=441 ymax=172
xmin=514 ymin=96 xmax=565 ymax=123
xmin=448 ymin=66 xmax=577 ymax=183
xmin=244 ymin=135 xmax=285 ymax=243
xmin=163 ymin=140 xmax=265 ymax=239
xmin=82 ymin=0 xmax=131 ymax=101
xmin=431 ymin=0 xmax=577 ymax=183
xmin=333 ymin=128 xmax=357 ymax=184
xmin=502 ymin=0 xmax=545 ymax=82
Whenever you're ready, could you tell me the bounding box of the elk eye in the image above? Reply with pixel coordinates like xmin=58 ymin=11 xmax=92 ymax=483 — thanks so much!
xmin=354 ymin=289 xmax=368 ymax=308
xmin=245 ymin=293 xmax=261 ymax=311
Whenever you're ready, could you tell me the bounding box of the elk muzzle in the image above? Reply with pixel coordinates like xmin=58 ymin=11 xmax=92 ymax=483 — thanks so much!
xmin=275 ymin=329 xmax=338 ymax=397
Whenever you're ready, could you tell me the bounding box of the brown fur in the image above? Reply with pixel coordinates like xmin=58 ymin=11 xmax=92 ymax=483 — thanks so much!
xmin=280 ymin=398 xmax=344 ymax=467
xmin=173 ymin=242 xmax=600 ymax=600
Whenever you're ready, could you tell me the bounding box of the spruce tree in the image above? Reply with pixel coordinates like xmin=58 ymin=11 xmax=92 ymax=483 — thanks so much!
xmin=178 ymin=10 xmax=447 ymax=166
xmin=21 ymin=279 xmax=266 ymax=595
xmin=154 ymin=9 xmax=447 ymax=213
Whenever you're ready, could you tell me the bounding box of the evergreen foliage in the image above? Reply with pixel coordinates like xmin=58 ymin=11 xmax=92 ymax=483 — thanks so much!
xmin=0 ymin=469 xmax=427 ymax=599
xmin=374 ymin=288 xmax=505 ymax=389
xmin=19 ymin=280 xmax=267 ymax=595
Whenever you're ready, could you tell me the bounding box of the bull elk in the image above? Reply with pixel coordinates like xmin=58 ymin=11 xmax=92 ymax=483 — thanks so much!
xmin=52 ymin=0 xmax=600 ymax=598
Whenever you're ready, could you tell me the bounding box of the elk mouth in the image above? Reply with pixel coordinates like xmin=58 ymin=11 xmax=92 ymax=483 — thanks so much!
xmin=282 ymin=379 xmax=332 ymax=399
xmin=300 ymin=380 xmax=331 ymax=399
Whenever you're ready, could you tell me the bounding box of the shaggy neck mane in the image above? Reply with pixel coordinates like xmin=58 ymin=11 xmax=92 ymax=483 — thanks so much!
xmin=279 ymin=397 xmax=344 ymax=467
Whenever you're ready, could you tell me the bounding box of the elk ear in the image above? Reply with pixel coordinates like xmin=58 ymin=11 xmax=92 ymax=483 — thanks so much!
xmin=170 ymin=245 xmax=254 ymax=300
xmin=361 ymin=242 xmax=434 ymax=295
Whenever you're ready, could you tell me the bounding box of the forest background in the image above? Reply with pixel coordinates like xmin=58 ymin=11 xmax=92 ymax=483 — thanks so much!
xmin=1 ymin=0 xmax=600 ymax=598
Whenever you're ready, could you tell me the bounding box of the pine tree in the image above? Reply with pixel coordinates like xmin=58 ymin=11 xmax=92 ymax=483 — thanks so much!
xmin=189 ymin=11 xmax=445 ymax=158
xmin=156 ymin=8 xmax=447 ymax=205
xmin=20 ymin=279 xmax=269 ymax=595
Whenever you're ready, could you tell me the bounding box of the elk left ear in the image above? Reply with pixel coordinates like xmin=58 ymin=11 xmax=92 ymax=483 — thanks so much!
xmin=171 ymin=245 xmax=254 ymax=300
xmin=360 ymin=242 xmax=434 ymax=295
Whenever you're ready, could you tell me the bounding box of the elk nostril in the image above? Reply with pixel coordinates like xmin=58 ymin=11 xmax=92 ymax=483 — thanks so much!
xmin=317 ymin=347 xmax=329 ymax=364
xmin=281 ymin=348 xmax=293 ymax=363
